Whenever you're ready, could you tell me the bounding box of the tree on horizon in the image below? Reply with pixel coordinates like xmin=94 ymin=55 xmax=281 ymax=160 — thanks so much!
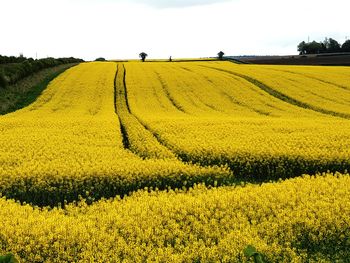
xmin=218 ymin=51 xmax=225 ymax=60
xmin=297 ymin=37 xmax=348 ymax=54
xmin=139 ymin=52 xmax=148 ymax=62
xmin=342 ymin=40 xmax=350 ymax=52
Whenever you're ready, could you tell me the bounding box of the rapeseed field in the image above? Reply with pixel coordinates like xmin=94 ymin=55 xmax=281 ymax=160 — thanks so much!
xmin=0 ymin=61 xmax=349 ymax=262
xmin=125 ymin=61 xmax=350 ymax=179
xmin=1 ymin=174 xmax=349 ymax=262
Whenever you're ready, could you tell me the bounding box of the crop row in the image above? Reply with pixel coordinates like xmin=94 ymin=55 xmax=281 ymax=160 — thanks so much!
xmin=114 ymin=63 xmax=176 ymax=159
xmin=149 ymin=117 xmax=350 ymax=180
xmin=0 ymin=173 xmax=349 ymax=262
xmin=207 ymin=63 xmax=350 ymax=118
xmin=125 ymin=62 xmax=350 ymax=180
xmin=0 ymin=62 xmax=231 ymax=206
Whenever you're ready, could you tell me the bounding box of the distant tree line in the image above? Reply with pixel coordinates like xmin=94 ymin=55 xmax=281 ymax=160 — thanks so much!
xmin=0 ymin=55 xmax=27 ymax=64
xmin=0 ymin=55 xmax=84 ymax=89
xmin=298 ymin=38 xmax=350 ymax=55
xmin=95 ymin=57 xmax=106 ymax=61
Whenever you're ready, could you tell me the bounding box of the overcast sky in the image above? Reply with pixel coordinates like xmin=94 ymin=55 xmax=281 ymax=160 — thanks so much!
xmin=1 ymin=0 xmax=349 ymax=60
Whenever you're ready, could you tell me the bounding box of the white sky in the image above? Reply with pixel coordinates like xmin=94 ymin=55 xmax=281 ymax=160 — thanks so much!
xmin=1 ymin=0 xmax=349 ymax=60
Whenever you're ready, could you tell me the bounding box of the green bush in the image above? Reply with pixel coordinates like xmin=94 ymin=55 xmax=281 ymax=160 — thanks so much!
xmin=0 ymin=55 xmax=84 ymax=86
xmin=0 ymin=69 xmax=8 ymax=89
xmin=0 ymin=253 xmax=18 ymax=263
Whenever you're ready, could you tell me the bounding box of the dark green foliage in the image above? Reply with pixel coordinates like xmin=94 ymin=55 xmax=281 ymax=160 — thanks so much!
xmin=298 ymin=38 xmax=349 ymax=54
xmin=298 ymin=41 xmax=323 ymax=54
xmin=324 ymin=38 xmax=341 ymax=52
xmin=244 ymin=245 xmax=265 ymax=263
xmin=0 ymin=253 xmax=18 ymax=263
xmin=139 ymin=52 xmax=148 ymax=62
xmin=217 ymin=51 xmax=225 ymax=60
xmin=0 ymin=55 xmax=27 ymax=64
xmin=0 ymin=65 xmax=74 ymax=115
xmin=0 ymin=55 xmax=84 ymax=87
xmin=297 ymin=41 xmax=307 ymax=54
xmin=0 ymin=68 xmax=7 ymax=89
xmin=95 ymin=57 xmax=106 ymax=61
xmin=342 ymin=40 xmax=350 ymax=52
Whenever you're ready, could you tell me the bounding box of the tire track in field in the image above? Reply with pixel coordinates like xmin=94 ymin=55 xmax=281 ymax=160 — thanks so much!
xmin=114 ymin=65 xmax=231 ymax=171
xmin=176 ymin=67 xmax=233 ymax=115
xmin=114 ymin=63 xmax=176 ymax=159
xmin=202 ymin=65 xmax=350 ymax=120
xmin=119 ymin=66 xmax=182 ymax=157
xmin=263 ymin=67 xmax=350 ymax=105
xmin=265 ymin=67 xmax=350 ymax=92
xmin=119 ymin=65 xmax=222 ymax=167
xmin=155 ymin=64 xmax=224 ymax=115
xmin=121 ymin=66 xmax=224 ymax=166
xmin=184 ymin=66 xmax=273 ymax=116
xmin=221 ymin=91 xmax=271 ymax=116
xmin=113 ymin=65 xmax=130 ymax=149
xmin=154 ymin=72 xmax=188 ymax=114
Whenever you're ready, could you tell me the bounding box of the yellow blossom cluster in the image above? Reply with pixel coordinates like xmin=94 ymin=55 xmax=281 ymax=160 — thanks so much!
xmin=114 ymin=64 xmax=176 ymax=159
xmin=124 ymin=62 xmax=350 ymax=180
xmin=0 ymin=60 xmax=349 ymax=262
xmin=0 ymin=173 xmax=349 ymax=262
xmin=207 ymin=62 xmax=350 ymax=118
xmin=0 ymin=62 xmax=231 ymax=206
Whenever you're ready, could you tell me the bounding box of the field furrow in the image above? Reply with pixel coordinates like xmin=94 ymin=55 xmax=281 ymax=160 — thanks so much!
xmin=125 ymin=61 xmax=350 ymax=180
xmin=1 ymin=173 xmax=349 ymax=262
xmin=263 ymin=65 xmax=350 ymax=91
xmin=155 ymin=71 xmax=188 ymax=114
xmin=114 ymin=64 xmax=176 ymax=159
xmin=209 ymin=63 xmax=350 ymax=116
xmin=0 ymin=62 xmax=232 ymax=206
xmin=203 ymin=64 xmax=350 ymax=119
xmin=1 ymin=59 xmax=350 ymax=262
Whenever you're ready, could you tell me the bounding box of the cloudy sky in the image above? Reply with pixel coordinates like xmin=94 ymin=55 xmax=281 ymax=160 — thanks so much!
xmin=1 ymin=0 xmax=349 ymax=60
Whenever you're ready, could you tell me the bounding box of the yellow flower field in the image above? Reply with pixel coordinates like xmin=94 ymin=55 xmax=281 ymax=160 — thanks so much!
xmin=125 ymin=61 xmax=350 ymax=179
xmin=1 ymin=173 xmax=349 ymax=262
xmin=0 ymin=60 xmax=349 ymax=262
xmin=0 ymin=62 xmax=230 ymax=206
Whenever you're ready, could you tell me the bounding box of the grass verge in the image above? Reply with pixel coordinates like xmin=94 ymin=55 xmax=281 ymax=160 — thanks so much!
xmin=0 ymin=64 xmax=78 ymax=115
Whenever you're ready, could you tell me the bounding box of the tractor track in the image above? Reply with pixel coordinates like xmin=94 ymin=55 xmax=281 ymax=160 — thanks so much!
xmin=201 ymin=65 xmax=350 ymax=120
xmin=114 ymin=63 xmax=176 ymax=159
xmin=113 ymin=65 xmax=130 ymax=149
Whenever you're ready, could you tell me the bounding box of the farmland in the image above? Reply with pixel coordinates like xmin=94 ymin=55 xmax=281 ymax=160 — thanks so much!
xmin=0 ymin=62 xmax=229 ymax=206
xmin=125 ymin=62 xmax=350 ymax=180
xmin=0 ymin=61 xmax=350 ymax=262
